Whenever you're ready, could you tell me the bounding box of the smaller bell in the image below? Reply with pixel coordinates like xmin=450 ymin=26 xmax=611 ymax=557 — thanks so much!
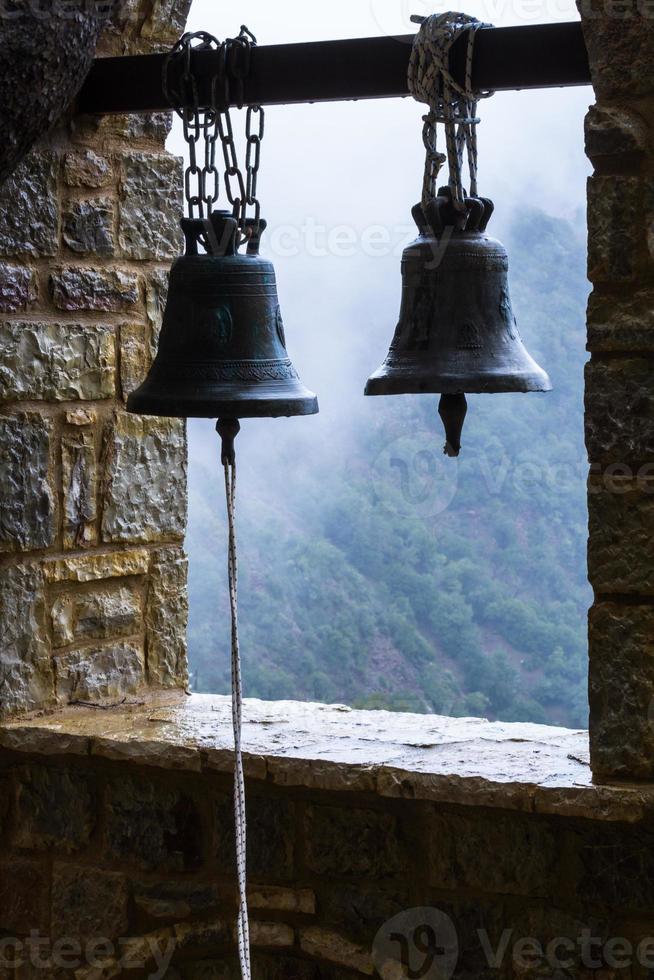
xmin=127 ymin=211 xmax=318 ymax=420
xmin=365 ymin=189 xmax=551 ymax=455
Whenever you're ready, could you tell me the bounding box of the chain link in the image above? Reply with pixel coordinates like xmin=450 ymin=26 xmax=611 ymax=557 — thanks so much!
xmin=163 ymin=26 xmax=265 ymax=239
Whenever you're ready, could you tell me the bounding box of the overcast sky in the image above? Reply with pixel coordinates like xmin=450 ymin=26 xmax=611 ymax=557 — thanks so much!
xmin=168 ymin=0 xmax=592 ymax=472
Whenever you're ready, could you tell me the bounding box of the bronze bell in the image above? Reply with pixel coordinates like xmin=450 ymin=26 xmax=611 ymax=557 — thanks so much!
xmin=364 ymin=188 xmax=551 ymax=455
xmin=127 ymin=211 xmax=318 ymax=420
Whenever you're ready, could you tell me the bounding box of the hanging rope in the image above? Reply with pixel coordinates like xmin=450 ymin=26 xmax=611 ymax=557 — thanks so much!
xmin=218 ymin=419 xmax=251 ymax=980
xmin=408 ymin=12 xmax=494 ymax=212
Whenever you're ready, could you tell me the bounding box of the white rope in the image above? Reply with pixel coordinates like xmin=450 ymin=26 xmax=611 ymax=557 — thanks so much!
xmin=408 ymin=12 xmax=494 ymax=212
xmin=224 ymin=457 xmax=252 ymax=980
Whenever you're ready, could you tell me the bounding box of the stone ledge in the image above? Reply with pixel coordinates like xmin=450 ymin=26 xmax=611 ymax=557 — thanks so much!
xmin=1 ymin=693 xmax=652 ymax=823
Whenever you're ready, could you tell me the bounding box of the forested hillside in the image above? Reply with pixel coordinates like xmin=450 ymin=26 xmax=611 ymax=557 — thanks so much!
xmin=186 ymin=207 xmax=591 ymax=728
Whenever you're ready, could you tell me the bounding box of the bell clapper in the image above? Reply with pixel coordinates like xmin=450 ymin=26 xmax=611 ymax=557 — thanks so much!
xmin=217 ymin=418 xmax=241 ymax=466
xmin=438 ymin=393 xmax=467 ymax=458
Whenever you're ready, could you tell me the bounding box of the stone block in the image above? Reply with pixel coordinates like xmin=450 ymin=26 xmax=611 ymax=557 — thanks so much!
xmin=588 ymin=477 xmax=654 ymax=593
xmin=54 ymin=638 xmax=144 ymax=701
xmin=63 ymin=149 xmax=112 ymax=188
xmin=578 ymin=820 xmax=654 ymax=910
xmin=146 ymin=267 xmax=170 ymax=351
xmin=0 ymin=262 xmax=37 ymax=312
xmin=585 ymin=357 xmax=654 ymax=461
xmin=120 ymin=321 xmax=148 ymax=400
xmin=146 ymin=545 xmax=189 ymax=688
xmin=51 ymin=864 xmax=128 ymax=940
xmin=12 ymin=766 xmax=95 ymax=852
xmin=580 ymin=9 xmax=654 ymax=99
xmin=0 ymin=857 xmax=48 ymax=932
xmin=174 ymin=918 xmax=232 ymax=952
xmin=304 ymin=804 xmax=401 ymax=878
xmin=0 ymin=321 xmax=115 ymax=402
xmin=63 ymin=199 xmax=115 ymax=256
xmin=319 ymin=885 xmax=408 ymax=945
xmin=0 ymin=152 xmax=58 ymax=257
xmin=133 ymin=880 xmax=220 ymax=921
xmin=62 ymin=427 xmax=98 ymax=550
xmin=54 ymin=641 xmax=145 ymax=704
xmin=43 ymin=548 xmax=150 ymax=584
xmin=0 ymin=562 xmax=54 ymax=715
xmin=589 ymin=602 xmax=654 ymax=779
xmin=585 ymin=104 xmax=649 ymax=163
xmin=428 ymin=808 xmax=557 ymax=897
xmin=118 ymin=153 xmax=183 ymax=260
xmin=126 ymin=112 xmax=174 ymax=142
xmin=140 ymin=0 xmax=193 ymax=46
xmin=51 ymin=584 xmax=142 ymax=647
xmin=105 ymin=776 xmax=203 ymax=871
xmin=100 ymin=413 xmax=187 ymax=544
xmin=587 ymin=176 xmax=653 ymax=283
xmin=587 ymin=287 xmax=654 ymax=352
xmin=215 ymin=794 xmax=294 ymax=878
xmin=50 ymin=267 xmax=139 ymax=313
xmin=0 ymin=413 xmax=54 ymax=552
xmin=299 ymin=927 xmax=374 ymax=976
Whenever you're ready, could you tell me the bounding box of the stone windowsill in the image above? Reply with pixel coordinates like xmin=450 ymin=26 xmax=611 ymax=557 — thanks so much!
xmin=0 ymin=693 xmax=651 ymax=823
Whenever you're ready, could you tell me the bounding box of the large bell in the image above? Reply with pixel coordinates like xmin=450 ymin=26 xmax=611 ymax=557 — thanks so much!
xmin=127 ymin=211 xmax=318 ymax=420
xmin=365 ymin=189 xmax=551 ymax=455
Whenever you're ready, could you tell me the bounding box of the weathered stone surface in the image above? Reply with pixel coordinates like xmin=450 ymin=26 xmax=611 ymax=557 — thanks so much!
xmin=585 ymin=104 xmax=649 ymax=163
xmin=580 ymin=8 xmax=654 ymax=99
xmin=51 ymin=585 xmax=142 ymax=647
xmin=44 ymin=548 xmax=150 ymax=583
xmin=119 ymin=153 xmax=183 ymax=260
xmin=429 ymin=808 xmax=557 ymax=896
xmin=100 ymin=413 xmax=187 ymax=544
xmin=126 ymin=111 xmax=174 ymax=142
xmin=134 ymin=880 xmax=220 ymax=921
xmin=50 ymin=267 xmax=139 ymax=313
xmin=0 ymin=153 xmax=58 ymax=257
xmin=62 ymin=427 xmax=98 ymax=550
xmin=63 ymin=149 xmax=112 ymax=188
xmin=63 ymin=199 xmax=115 ymax=256
xmin=120 ymin=321 xmax=148 ymax=400
xmin=146 ymin=267 xmax=170 ymax=352
xmin=320 ymin=885 xmax=408 ymax=946
xmin=249 ymin=885 xmax=316 ymax=915
xmin=588 ymin=477 xmax=654 ymax=593
xmin=587 ymin=176 xmax=653 ymax=283
xmin=55 ymin=641 xmax=145 ymax=704
xmin=587 ymin=287 xmax=654 ymax=352
xmin=0 ymin=413 xmax=54 ymax=552
xmin=105 ymin=776 xmax=202 ymax=871
xmin=0 ymin=562 xmax=54 ymax=715
xmin=300 ymin=927 xmax=374 ymax=975
xmin=174 ymin=917 xmax=232 ymax=952
xmin=0 ymin=857 xmax=48 ymax=932
xmin=305 ymin=804 xmax=401 ymax=877
xmin=0 ymin=262 xmax=37 ymax=312
xmin=215 ymin=793 xmax=294 ymax=878
xmin=578 ymin=820 xmax=654 ymax=910
xmin=0 ymin=321 xmax=115 ymax=402
xmin=146 ymin=545 xmax=188 ymax=688
xmin=589 ymin=602 xmax=654 ymax=779
xmin=140 ymin=0 xmax=194 ymax=46
xmin=52 ymin=864 xmax=128 ymax=940
xmin=12 ymin=766 xmax=94 ymax=852
xmin=585 ymin=357 xmax=654 ymax=461
xmin=248 ymin=922 xmax=294 ymax=948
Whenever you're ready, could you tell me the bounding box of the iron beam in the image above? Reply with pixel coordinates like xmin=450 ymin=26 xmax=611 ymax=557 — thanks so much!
xmin=77 ymin=21 xmax=590 ymax=115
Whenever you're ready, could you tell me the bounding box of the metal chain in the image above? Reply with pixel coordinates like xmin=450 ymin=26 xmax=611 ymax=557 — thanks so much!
xmin=408 ymin=13 xmax=494 ymax=212
xmin=164 ymin=26 xmax=265 ymax=239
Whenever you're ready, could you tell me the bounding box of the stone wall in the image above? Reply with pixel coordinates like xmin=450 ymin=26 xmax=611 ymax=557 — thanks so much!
xmin=581 ymin=6 xmax=654 ymax=778
xmin=3 ymin=742 xmax=654 ymax=979
xmin=0 ymin=0 xmax=192 ymax=717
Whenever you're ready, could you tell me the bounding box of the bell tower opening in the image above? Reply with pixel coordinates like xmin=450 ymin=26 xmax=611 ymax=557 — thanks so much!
xmin=176 ymin=0 xmax=592 ymax=727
